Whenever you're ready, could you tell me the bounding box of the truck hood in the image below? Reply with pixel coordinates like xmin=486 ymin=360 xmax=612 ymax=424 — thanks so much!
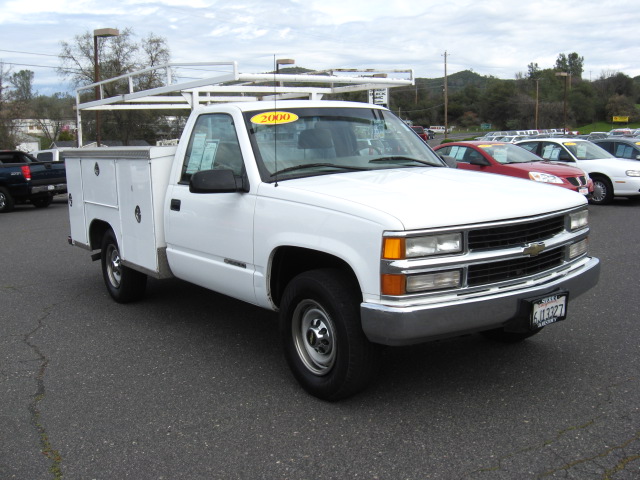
xmin=260 ymin=167 xmax=586 ymax=230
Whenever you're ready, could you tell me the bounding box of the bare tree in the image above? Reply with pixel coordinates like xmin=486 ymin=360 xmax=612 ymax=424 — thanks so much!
xmin=58 ymin=28 xmax=171 ymax=145
xmin=31 ymin=93 xmax=76 ymax=148
xmin=0 ymin=61 xmax=21 ymax=149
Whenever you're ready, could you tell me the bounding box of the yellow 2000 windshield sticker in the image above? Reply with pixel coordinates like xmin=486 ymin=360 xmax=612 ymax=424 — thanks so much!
xmin=250 ymin=111 xmax=299 ymax=125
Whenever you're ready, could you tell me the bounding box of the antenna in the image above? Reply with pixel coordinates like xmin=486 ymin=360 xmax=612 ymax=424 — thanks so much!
xmin=273 ymin=55 xmax=279 ymax=187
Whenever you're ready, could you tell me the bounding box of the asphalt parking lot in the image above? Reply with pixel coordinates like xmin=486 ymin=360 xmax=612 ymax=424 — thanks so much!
xmin=1 ymin=195 xmax=639 ymax=479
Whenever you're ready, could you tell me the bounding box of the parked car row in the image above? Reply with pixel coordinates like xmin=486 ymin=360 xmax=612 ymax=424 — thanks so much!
xmin=433 ymin=142 xmax=593 ymax=197
xmin=516 ymin=138 xmax=640 ymax=205
xmin=433 ymin=137 xmax=640 ymax=205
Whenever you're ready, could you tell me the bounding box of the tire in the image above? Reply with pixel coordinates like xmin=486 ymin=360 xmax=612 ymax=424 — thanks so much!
xmin=101 ymin=229 xmax=147 ymax=303
xmin=31 ymin=195 xmax=53 ymax=208
xmin=0 ymin=187 xmax=15 ymax=213
xmin=480 ymin=326 xmax=543 ymax=343
xmin=589 ymin=175 xmax=614 ymax=205
xmin=279 ymin=268 xmax=380 ymax=401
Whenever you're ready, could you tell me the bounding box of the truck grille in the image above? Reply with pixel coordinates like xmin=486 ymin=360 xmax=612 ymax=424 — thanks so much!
xmin=468 ymin=216 xmax=564 ymax=250
xmin=467 ymin=248 xmax=564 ymax=286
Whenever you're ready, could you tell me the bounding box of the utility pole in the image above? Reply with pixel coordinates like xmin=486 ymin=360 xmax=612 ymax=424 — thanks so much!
xmin=535 ymin=78 xmax=540 ymax=130
xmin=443 ymin=51 xmax=449 ymax=137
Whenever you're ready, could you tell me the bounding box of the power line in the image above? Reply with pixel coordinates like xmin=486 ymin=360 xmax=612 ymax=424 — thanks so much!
xmin=0 ymin=49 xmax=61 ymax=58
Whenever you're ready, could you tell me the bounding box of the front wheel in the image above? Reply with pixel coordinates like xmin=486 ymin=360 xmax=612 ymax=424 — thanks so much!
xmin=589 ymin=176 xmax=614 ymax=205
xmin=101 ymin=230 xmax=147 ymax=303
xmin=279 ymin=269 xmax=380 ymax=401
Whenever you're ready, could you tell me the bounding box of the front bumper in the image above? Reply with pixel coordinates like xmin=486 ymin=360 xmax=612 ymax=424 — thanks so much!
xmin=361 ymin=256 xmax=600 ymax=346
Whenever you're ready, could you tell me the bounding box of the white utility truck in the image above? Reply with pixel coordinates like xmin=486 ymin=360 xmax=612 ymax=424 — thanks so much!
xmin=66 ymin=62 xmax=600 ymax=400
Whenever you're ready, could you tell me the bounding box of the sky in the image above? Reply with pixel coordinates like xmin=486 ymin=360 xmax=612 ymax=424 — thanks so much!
xmin=1 ymin=0 xmax=639 ymax=96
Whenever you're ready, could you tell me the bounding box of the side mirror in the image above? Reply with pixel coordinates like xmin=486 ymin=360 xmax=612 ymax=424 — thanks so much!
xmin=466 ymin=156 xmax=490 ymax=166
xmin=189 ymin=169 xmax=249 ymax=193
xmin=439 ymin=154 xmax=458 ymax=168
xmin=557 ymin=151 xmax=573 ymax=162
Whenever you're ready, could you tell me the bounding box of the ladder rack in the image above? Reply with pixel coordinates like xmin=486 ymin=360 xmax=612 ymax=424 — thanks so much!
xmin=75 ymin=61 xmax=414 ymax=145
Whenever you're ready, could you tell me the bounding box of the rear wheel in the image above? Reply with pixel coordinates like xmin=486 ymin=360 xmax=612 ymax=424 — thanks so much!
xmin=101 ymin=230 xmax=147 ymax=303
xmin=31 ymin=195 xmax=53 ymax=208
xmin=279 ymin=269 xmax=380 ymax=401
xmin=0 ymin=187 xmax=15 ymax=213
xmin=589 ymin=175 xmax=614 ymax=205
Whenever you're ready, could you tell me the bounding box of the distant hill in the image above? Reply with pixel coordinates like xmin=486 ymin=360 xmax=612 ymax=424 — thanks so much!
xmin=418 ymin=69 xmax=496 ymax=94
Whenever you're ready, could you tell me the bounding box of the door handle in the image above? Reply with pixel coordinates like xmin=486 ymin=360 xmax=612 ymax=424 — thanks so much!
xmin=170 ymin=199 xmax=181 ymax=211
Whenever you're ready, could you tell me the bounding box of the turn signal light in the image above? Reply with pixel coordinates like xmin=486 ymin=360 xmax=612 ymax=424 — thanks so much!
xmin=381 ymin=274 xmax=406 ymax=295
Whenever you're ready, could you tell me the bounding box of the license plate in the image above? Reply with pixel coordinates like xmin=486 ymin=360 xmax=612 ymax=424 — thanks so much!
xmin=531 ymin=293 xmax=567 ymax=328
xmin=48 ymin=185 xmax=55 ymax=191
xmin=579 ymin=187 xmax=588 ymax=195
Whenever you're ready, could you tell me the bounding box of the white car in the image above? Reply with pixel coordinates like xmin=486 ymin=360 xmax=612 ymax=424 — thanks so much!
xmin=516 ymin=138 xmax=640 ymax=205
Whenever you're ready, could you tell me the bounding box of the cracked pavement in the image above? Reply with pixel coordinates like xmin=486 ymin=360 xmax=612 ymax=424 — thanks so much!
xmin=1 ymin=196 xmax=639 ymax=479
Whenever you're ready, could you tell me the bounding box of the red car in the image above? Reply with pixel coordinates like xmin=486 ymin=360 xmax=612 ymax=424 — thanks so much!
xmin=433 ymin=141 xmax=593 ymax=196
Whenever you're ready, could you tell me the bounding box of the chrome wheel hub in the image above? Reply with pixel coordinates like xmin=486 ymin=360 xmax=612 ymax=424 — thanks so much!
xmin=107 ymin=245 xmax=122 ymax=288
xmin=292 ymin=300 xmax=336 ymax=375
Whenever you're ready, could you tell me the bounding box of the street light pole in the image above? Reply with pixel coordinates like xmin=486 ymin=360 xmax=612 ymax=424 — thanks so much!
xmin=275 ymin=58 xmax=295 ymax=87
xmin=443 ymin=51 xmax=449 ymax=137
xmin=93 ymin=28 xmax=119 ymax=147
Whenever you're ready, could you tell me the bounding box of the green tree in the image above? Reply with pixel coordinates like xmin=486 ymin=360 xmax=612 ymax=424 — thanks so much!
xmin=9 ymin=70 xmax=35 ymax=102
xmin=606 ymin=94 xmax=638 ymax=122
xmin=479 ymin=79 xmax=518 ymax=130
xmin=555 ymin=52 xmax=584 ymax=79
xmin=527 ymin=62 xmax=541 ymax=80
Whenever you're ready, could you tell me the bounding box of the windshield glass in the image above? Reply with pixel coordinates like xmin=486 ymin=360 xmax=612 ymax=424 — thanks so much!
xmin=479 ymin=143 xmax=543 ymax=164
xmin=244 ymin=106 xmax=444 ymax=182
xmin=562 ymin=141 xmax=615 ymax=160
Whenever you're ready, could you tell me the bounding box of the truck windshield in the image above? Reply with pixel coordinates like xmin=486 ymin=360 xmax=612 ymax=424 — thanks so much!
xmin=244 ymin=106 xmax=444 ymax=182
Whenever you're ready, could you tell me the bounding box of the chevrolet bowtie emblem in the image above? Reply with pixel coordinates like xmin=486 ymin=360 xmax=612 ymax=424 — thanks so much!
xmin=523 ymin=242 xmax=546 ymax=256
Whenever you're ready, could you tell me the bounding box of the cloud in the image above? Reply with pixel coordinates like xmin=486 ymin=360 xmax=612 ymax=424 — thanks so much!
xmin=0 ymin=0 xmax=639 ymax=95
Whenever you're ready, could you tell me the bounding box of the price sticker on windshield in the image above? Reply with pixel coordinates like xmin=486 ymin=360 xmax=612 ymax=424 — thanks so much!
xmin=250 ymin=111 xmax=299 ymax=125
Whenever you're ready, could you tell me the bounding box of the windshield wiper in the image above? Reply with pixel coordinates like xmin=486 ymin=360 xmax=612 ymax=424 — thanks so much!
xmin=369 ymin=156 xmax=437 ymax=166
xmin=270 ymin=162 xmax=368 ymax=177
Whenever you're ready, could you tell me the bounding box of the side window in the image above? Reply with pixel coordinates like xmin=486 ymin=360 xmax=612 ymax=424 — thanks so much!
xmin=437 ymin=146 xmax=452 ymax=156
xmin=518 ymin=142 xmax=538 ymax=154
xmin=446 ymin=146 xmax=467 ymax=161
xmin=540 ymin=143 xmax=563 ymax=161
xmin=614 ymin=144 xmax=633 ymax=159
xmin=464 ymin=148 xmax=484 ymax=163
xmin=597 ymin=142 xmax=613 ymax=154
xmin=181 ymin=113 xmax=244 ymax=183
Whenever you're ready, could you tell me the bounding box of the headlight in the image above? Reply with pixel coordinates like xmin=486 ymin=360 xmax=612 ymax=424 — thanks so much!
xmin=381 ymin=270 xmax=462 ymax=295
xmin=383 ymin=233 xmax=462 ymax=259
xmin=406 ymin=270 xmax=461 ymax=293
xmin=626 ymin=170 xmax=640 ymax=177
xmin=529 ymin=171 xmax=563 ymax=184
xmin=569 ymin=239 xmax=588 ymax=259
xmin=569 ymin=209 xmax=589 ymax=231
